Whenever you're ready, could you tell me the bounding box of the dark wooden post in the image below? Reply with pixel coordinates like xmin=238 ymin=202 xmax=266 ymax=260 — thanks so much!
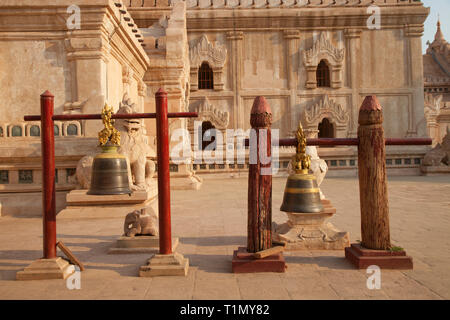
xmin=247 ymin=96 xmax=273 ymax=253
xmin=357 ymin=95 xmax=391 ymax=250
xmin=155 ymin=88 xmax=172 ymax=255
xmin=41 ymin=90 xmax=57 ymax=259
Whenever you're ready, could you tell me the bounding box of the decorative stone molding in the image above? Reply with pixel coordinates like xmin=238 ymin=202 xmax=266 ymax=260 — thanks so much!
xmin=122 ymin=65 xmax=134 ymax=87
xmin=303 ymin=95 xmax=349 ymax=137
xmin=226 ymin=31 xmax=244 ymax=41
xmin=189 ymin=35 xmax=227 ymax=91
xmin=302 ymin=32 xmax=345 ymax=89
xmin=424 ymin=93 xmax=443 ymax=119
xmin=344 ymin=28 xmax=362 ymax=39
xmin=404 ymin=24 xmax=425 ymax=38
xmin=64 ymin=37 xmax=111 ymax=62
xmin=188 ymin=97 xmax=230 ymax=130
xmin=283 ymin=29 xmax=300 ymax=40
xmin=138 ymin=80 xmax=147 ymax=97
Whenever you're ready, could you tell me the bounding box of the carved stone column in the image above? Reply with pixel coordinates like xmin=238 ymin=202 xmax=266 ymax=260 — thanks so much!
xmin=64 ymin=34 xmax=111 ymax=136
xmin=284 ymin=30 xmax=300 ymax=134
xmin=227 ymin=31 xmax=244 ymax=130
xmin=344 ymin=28 xmax=362 ymax=138
xmin=405 ymin=24 xmax=426 ymax=137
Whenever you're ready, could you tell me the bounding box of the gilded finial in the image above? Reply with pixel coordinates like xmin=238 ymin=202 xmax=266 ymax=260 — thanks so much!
xmin=98 ymin=103 xmax=120 ymax=146
xmin=292 ymin=122 xmax=310 ymax=174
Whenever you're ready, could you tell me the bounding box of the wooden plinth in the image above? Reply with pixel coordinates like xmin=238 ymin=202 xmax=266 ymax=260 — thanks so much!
xmin=231 ymin=247 xmax=286 ymax=273
xmin=345 ymin=243 xmax=413 ymax=270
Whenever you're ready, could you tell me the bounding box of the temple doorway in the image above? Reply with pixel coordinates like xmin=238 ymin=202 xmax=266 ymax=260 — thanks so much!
xmin=318 ymin=118 xmax=335 ymax=139
xmin=201 ymin=121 xmax=217 ymax=151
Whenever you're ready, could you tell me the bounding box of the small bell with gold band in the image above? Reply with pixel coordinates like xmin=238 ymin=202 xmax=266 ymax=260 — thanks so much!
xmin=280 ymin=123 xmax=323 ymax=213
xmin=87 ymin=103 xmax=131 ymax=195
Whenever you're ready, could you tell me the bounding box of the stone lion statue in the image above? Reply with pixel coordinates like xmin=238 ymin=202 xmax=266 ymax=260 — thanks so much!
xmin=124 ymin=208 xmax=158 ymax=237
xmin=423 ymin=127 xmax=450 ymax=167
xmin=115 ymin=94 xmax=156 ymax=191
xmin=74 ymin=94 xmax=157 ymax=191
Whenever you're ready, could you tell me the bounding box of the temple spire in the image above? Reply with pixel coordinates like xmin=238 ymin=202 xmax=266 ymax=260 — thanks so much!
xmin=434 ymin=17 xmax=445 ymax=43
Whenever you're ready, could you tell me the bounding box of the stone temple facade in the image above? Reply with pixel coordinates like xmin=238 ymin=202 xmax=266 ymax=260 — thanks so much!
xmin=0 ymin=0 xmax=436 ymax=216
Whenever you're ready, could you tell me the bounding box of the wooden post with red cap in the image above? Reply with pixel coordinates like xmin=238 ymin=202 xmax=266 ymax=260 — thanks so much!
xmin=247 ymin=96 xmax=273 ymax=253
xmin=345 ymin=95 xmax=413 ymax=269
xmin=232 ymin=96 xmax=286 ymax=273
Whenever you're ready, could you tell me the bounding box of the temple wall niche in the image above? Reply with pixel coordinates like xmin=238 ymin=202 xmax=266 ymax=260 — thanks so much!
xmin=243 ymin=32 xmax=287 ymax=90
xmin=0 ymin=40 xmax=69 ymax=121
xmin=298 ymin=30 xmax=346 ymax=90
xmin=360 ymin=29 xmax=408 ymax=89
xmin=299 ymin=95 xmax=351 ymax=138
xmin=188 ymin=32 xmax=229 ymax=91
xmin=188 ymin=97 xmax=233 ymax=131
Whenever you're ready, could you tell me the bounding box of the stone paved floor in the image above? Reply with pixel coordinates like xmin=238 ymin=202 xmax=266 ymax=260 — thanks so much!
xmin=0 ymin=174 xmax=449 ymax=300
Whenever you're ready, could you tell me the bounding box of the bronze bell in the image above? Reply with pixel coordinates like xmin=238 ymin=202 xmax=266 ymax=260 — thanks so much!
xmin=87 ymin=103 xmax=131 ymax=195
xmin=280 ymin=122 xmax=323 ymax=213
xmin=87 ymin=145 xmax=131 ymax=195
xmin=280 ymin=172 xmax=323 ymax=213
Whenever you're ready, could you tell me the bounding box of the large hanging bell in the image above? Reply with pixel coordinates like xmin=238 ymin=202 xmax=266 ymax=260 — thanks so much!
xmin=280 ymin=172 xmax=324 ymax=213
xmin=87 ymin=146 xmax=131 ymax=195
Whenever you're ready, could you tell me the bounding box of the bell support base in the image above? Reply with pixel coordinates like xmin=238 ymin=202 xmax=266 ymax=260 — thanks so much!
xmin=16 ymin=257 xmax=74 ymax=281
xmin=108 ymin=236 xmax=179 ymax=254
xmin=273 ymin=200 xmax=350 ymax=250
xmin=65 ymin=189 xmax=157 ymax=206
xmin=58 ymin=190 xmax=157 ymax=220
xmin=139 ymin=252 xmax=189 ymax=277
xmin=231 ymin=247 xmax=286 ymax=273
xmin=345 ymin=244 xmax=413 ymax=270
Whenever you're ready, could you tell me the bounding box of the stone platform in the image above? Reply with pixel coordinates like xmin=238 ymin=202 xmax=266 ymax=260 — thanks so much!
xmin=16 ymin=257 xmax=74 ymax=281
xmin=108 ymin=236 xmax=179 ymax=254
xmin=421 ymin=165 xmax=450 ymax=175
xmin=139 ymin=253 xmax=189 ymax=277
xmin=273 ymin=199 xmax=350 ymax=250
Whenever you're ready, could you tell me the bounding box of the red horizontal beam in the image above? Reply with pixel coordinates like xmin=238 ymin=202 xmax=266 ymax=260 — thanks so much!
xmin=279 ymin=138 xmax=359 ymax=147
xmin=24 ymin=112 xmax=198 ymax=122
xmin=384 ymin=138 xmax=432 ymax=146
xmin=245 ymin=138 xmax=432 ymax=147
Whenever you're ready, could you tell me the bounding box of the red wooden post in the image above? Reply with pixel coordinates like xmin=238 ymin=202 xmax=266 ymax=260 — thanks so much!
xmin=232 ymin=96 xmax=285 ymax=273
xmin=248 ymin=96 xmax=273 ymax=253
xmin=155 ymin=88 xmax=172 ymax=255
xmin=41 ymin=91 xmax=57 ymax=259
